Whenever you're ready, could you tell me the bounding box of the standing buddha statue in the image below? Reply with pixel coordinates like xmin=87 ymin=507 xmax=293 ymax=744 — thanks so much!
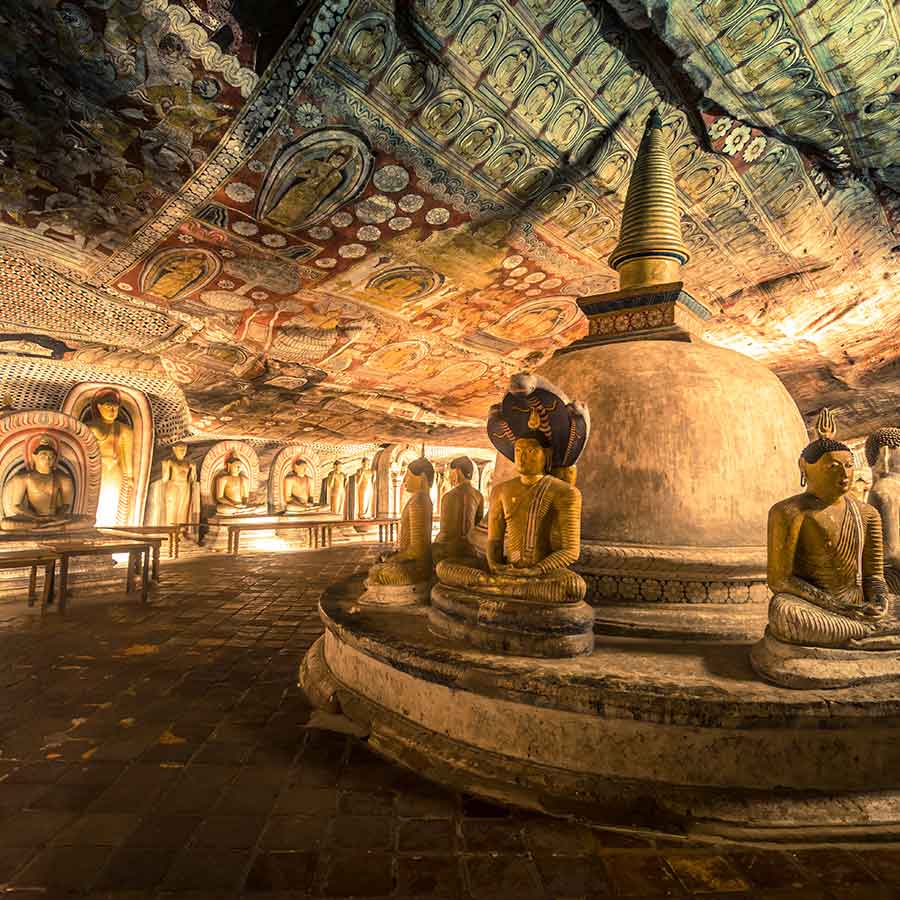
xmin=356 ymin=457 xmax=375 ymax=519
xmin=751 ymin=410 xmax=900 ymax=688
xmin=86 ymin=387 xmax=134 ymax=526
xmin=325 ymin=460 xmax=347 ymax=517
xmin=430 ymin=374 xmax=594 ymax=657
xmin=161 ymin=442 xmax=196 ymax=526
xmin=362 ymin=457 xmax=434 ymax=605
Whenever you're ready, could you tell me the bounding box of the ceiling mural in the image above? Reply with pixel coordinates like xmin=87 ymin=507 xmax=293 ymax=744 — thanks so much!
xmin=0 ymin=0 xmax=896 ymax=444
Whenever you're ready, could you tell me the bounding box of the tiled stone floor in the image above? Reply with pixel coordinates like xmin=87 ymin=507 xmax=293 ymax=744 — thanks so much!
xmin=0 ymin=545 xmax=899 ymax=899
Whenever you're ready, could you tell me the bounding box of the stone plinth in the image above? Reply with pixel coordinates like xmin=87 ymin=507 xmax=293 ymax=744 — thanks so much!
xmin=301 ymin=581 xmax=900 ymax=842
xmin=751 ymin=631 xmax=900 ymax=689
xmin=429 ymin=583 xmax=594 ymax=657
xmin=359 ymin=579 xmax=430 ymax=606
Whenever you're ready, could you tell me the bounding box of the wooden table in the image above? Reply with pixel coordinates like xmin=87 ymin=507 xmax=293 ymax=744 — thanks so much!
xmin=99 ymin=530 xmax=168 ymax=581
xmin=226 ymin=519 xmax=337 ymax=556
xmin=45 ymin=539 xmax=153 ymax=611
xmin=226 ymin=517 xmax=401 ymax=557
xmin=98 ymin=524 xmax=186 ymax=560
xmin=0 ymin=549 xmax=58 ymax=611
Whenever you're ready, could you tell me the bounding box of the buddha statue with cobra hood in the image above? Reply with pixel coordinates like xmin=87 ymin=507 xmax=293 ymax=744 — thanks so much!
xmin=752 ymin=410 xmax=900 ymax=688
xmin=429 ymin=374 xmax=594 ymax=657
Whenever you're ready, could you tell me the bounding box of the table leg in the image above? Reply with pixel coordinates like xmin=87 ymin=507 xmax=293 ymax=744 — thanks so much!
xmin=58 ymin=556 xmax=69 ymax=611
xmin=233 ymin=529 xmax=240 ymax=557
xmin=126 ymin=551 xmax=137 ymax=594
xmin=28 ymin=565 xmax=36 ymax=607
xmin=41 ymin=561 xmax=53 ymax=613
xmin=141 ymin=548 xmax=150 ymax=603
xmin=152 ymin=544 xmax=160 ymax=582
xmin=327 ymin=526 xmax=333 ymax=548
xmin=174 ymin=527 xmax=181 ymax=560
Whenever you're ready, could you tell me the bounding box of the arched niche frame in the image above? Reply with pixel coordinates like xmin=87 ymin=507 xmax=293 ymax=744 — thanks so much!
xmin=374 ymin=444 xmax=419 ymax=518
xmin=199 ymin=441 xmax=261 ymax=512
xmin=268 ymin=444 xmax=323 ymax=513
xmin=62 ymin=383 xmax=154 ymax=527
xmin=0 ymin=410 xmax=102 ymax=519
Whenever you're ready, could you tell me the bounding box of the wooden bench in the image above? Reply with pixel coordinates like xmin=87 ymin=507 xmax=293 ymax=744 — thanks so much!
xmin=0 ymin=549 xmax=58 ymax=611
xmin=99 ymin=529 xmax=169 ymax=581
xmin=226 ymin=517 xmax=400 ymax=557
xmin=42 ymin=539 xmax=153 ymax=611
xmin=98 ymin=524 xmax=186 ymax=561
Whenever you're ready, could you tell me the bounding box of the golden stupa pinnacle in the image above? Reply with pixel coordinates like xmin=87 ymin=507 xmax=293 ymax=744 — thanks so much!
xmin=608 ymin=109 xmax=690 ymax=290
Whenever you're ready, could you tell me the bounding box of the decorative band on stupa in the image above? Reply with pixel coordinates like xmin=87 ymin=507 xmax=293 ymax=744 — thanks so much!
xmin=564 ymin=109 xmax=709 ymax=349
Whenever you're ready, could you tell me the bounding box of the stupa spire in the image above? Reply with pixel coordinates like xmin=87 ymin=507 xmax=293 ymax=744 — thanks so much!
xmin=608 ymin=109 xmax=690 ymax=290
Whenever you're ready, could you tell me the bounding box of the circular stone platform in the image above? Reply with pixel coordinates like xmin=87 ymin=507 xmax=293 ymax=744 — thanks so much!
xmin=301 ymin=578 xmax=900 ymax=843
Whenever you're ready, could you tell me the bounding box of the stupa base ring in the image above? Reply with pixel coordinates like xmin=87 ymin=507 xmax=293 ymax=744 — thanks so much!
xmin=301 ymin=582 xmax=900 ymax=843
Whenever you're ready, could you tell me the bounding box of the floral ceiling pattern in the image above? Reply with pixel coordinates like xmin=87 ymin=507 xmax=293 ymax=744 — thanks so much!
xmin=0 ymin=0 xmax=897 ymax=443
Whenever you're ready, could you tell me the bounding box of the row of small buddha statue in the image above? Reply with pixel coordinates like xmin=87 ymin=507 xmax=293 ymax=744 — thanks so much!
xmin=364 ymin=374 xmax=594 ymax=655
xmin=213 ymin=455 xmax=377 ymax=518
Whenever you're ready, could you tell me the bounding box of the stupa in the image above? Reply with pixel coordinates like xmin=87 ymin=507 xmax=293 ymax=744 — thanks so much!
xmin=538 ymin=110 xmax=809 ymax=641
xmin=299 ymin=112 xmax=900 ymax=842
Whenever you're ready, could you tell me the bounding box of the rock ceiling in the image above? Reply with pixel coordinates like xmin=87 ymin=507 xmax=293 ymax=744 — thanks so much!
xmin=0 ymin=0 xmax=896 ymax=445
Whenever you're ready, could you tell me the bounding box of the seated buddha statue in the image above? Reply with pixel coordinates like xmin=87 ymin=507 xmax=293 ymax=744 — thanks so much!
xmin=362 ymin=457 xmax=434 ymax=604
xmin=865 ymin=425 xmax=900 ymax=593
xmin=215 ymin=455 xmax=258 ymax=516
xmin=283 ymin=458 xmax=316 ymax=513
xmin=432 ymin=456 xmax=484 ymax=565
xmin=1 ymin=434 xmax=93 ymax=532
xmin=430 ymin=375 xmax=594 ymax=657
xmin=762 ymin=410 xmax=900 ymax=652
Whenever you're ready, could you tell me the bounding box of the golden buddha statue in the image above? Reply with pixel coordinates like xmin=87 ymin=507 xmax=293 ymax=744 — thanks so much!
xmin=161 ymin=442 xmax=196 ymax=526
xmin=86 ymin=387 xmax=134 ymax=526
xmin=362 ymin=457 xmax=434 ymax=604
xmin=761 ymin=411 xmax=900 ymax=652
xmin=432 ymin=456 xmax=484 ymax=564
xmin=283 ymin=458 xmax=315 ymax=512
xmin=355 ymin=456 xmax=375 ymax=519
xmin=865 ymin=426 xmax=900 ymax=593
xmin=215 ymin=455 xmax=255 ymax=516
xmin=325 ymin=460 xmax=347 ymax=517
xmin=1 ymin=434 xmax=92 ymax=532
xmin=430 ymin=375 xmax=594 ymax=657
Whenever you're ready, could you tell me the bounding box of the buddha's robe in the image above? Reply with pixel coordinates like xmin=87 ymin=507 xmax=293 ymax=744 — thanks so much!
xmin=369 ymin=492 xmax=433 ymax=586
xmin=432 ymin=481 xmax=483 ymax=564
xmin=437 ymin=475 xmax=585 ymax=604
xmin=770 ymin=496 xmax=900 ymax=648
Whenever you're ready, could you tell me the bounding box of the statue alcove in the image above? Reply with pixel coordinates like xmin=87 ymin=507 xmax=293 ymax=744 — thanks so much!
xmin=199 ymin=440 xmax=261 ymax=517
xmin=267 ymin=444 xmax=322 ymax=514
xmin=0 ymin=410 xmax=102 ymax=523
xmin=375 ymin=444 xmax=419 ymax=519
xmin=62 ymin=383 xmax=154 ymax=527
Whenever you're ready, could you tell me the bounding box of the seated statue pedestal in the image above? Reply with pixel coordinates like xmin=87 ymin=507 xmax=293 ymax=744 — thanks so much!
xmin=430 ymin=578 xmax=594 ymax=658
xmin=752 ymin=629 xmax=900 ymax=690
xmin=361 ymin=578 xmax=431 ymax=607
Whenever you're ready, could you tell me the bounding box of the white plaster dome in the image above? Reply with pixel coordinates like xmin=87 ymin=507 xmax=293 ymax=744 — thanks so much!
xmin=538 ymin=339 xmax=808 ymax=548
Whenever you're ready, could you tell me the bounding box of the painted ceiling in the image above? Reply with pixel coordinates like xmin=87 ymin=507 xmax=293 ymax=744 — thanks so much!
xmin=0 ymin=0 xmax=896 ymax=444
